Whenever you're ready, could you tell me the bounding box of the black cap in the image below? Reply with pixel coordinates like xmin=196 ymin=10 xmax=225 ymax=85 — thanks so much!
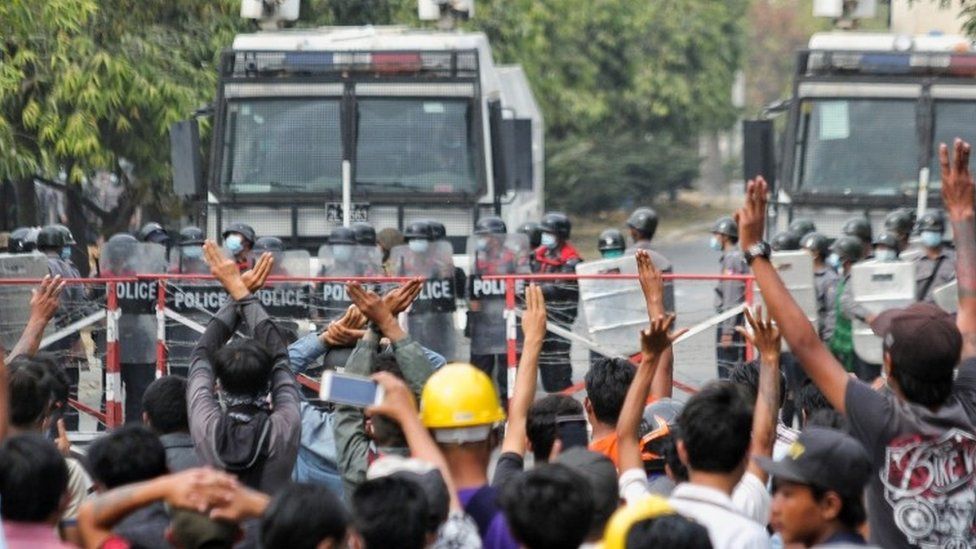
xmin=475 ymin=216 xmax=507 ymax=235
xmin=626 ymin=207 xmax=659 ymax=239
xmin=179 ymin=226 xmax=205 ymax=246
xmin=756 ymin=427 xmax=872 ymax=497
xmin=711 ymin=217 xmax=738 ymax=239
xmin=540 ymin=212 xmax=572 ymax=239
xmin=870 ymin=302 xmax=961 ymax=382
xmin=597 ymin=228 xmax=626 ymax=252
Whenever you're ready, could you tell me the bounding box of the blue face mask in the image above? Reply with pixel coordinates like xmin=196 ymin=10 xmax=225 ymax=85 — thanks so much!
xmin=408 ymin=239 xmax=429 ymax=254
xmin=60 ymin=246 xmax=72 ymax=261
xmin=920 ymin=230 xmax=942 ymax=248
xmin=540 ymin=232 xmax=557 ymax=249
xmin=225 ymin=234 xmax=244 ymax=254
xmin=874 ymin=248 xmax=897 ymax=262
xmin=601 ymin=249 xmax=624 ymax=259
xmin=182 ymin=245 xmax=203 ymax=259
xmin=709 ymin=236 xmax=723 ymax=251
xmin=476 ymin=237 xmax=489 ymax=252
xmin=333 ymin=244 xmax=353 ymax=262
xmin=827 ymin=253 xmax=841 ymax=269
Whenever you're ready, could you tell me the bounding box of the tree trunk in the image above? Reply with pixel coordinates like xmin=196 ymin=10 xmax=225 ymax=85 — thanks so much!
xmin=14 ymin=176 xmax=38 ymax=227
xmin=66 ymin=181 xmax=91 ymax=277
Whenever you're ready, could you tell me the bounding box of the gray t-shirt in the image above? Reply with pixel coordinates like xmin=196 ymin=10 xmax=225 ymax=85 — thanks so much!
xmin=845 ymin=378 xmax=976 ymax=548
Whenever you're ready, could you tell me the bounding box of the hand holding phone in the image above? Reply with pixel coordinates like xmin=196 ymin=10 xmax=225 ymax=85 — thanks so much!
xmin=319 ymin=371 xmax=385 ymax=408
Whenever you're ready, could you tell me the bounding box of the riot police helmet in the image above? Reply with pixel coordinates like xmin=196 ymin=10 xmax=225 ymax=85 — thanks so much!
xmin=788 ymin=218 xmax=816 ymax=239
xmin=329 ymin=227 xmax=357 ymax=246
xmin=474 ymin=216 xmax=507 ymax=235
xmin=873 ymin=232 xmax=899 ymax=250
xmin=37 ymin=225 xmax=68 ymax=250
xmin=517 ymin=222 xmax=543 ymax=249
xmin=254 ymin=236 xmax=285 ymax=253
xmin=351 ymin=222 xmax=377 ymax=246
xmin=830 ymin=236 xmax=864 ymax=263
xmin=841 ymin=218 xmax=872 ymax=244
xmin=598 ymin=229 xmax=626 ymax=253
xmin=426 ymin=220 xmax=447 ymax=241
xmin=626 ymin=207 xmax=658 ymax=240
xmin=221 ymin=223 xmax=256 ymax=245
xmin=916 ymin=210 xmax=946 ymax=233
xmin=771 ymin=231 xmax=801 ymax=252
xmin=53 ymin=224 xmax=76 ymax=246
xmin=107 ymin=233 xmax=139 ymax=245
xmin=884 ymin=208 xmax=915 ymax=238
xmin=800 ymin=232 xmax=830 ymax=259
xmin=540 ymin=212 xmax=571 ymax=240
xmin=9 ymin=227 xmax=38 ymax=253
xmin=711 ymin=217 xmax=738 ymax=240
xmin=403 ymin=220 xmax=435 ymax=241
xmin=179 ymin=226 xmax=205 ymax=246
xmin=138 ymin=222 xmax=168 ymax=244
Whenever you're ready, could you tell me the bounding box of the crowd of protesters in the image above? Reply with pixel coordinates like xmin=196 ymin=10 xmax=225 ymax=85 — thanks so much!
xmin=3 ymin=139 xmax=976 ymax=549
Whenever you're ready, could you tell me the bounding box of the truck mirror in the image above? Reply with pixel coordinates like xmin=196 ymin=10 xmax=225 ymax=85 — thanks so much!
xmin=488 ymin=99 xmax=510 ymax=196
xmin=743 ymin=119 xmax=776 ymax=190
xmin=170 ymin=119 xmax=204 ymax=197
xmin=507 ymin=118 xmax=533 ymax=191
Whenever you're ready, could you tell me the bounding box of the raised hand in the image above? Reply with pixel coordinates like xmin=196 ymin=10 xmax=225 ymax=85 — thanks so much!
xmin=735 ymin=176 xmax=769 ymax=251
xmin=324 ymin=321 xmax=366 ymax=347
xmin=639 ymin=314 xmax=686 ymax=361
xmin=241 ymin=253 xmax=274 ymax=292
xmin=384 ymin=278 xmax=425 ymax=315
xmin=164 ymin=468 xmax=240 ymax=513
xmin=347 ymin=282 xmax=394 ymax=326
xmin=521 ymin=283 xmax=547 ymax=343
xmin=636 ymin=250 xmax=664 ymax=317
xmin=203 ymin=240 xmax=249 ymax=300
xmin=736 ymin=305 xmax=781 ymax=360
xmin=30 ymin=274 xmax=65 ymax=323
xmin=940 ymin=139 xmax=974 ymax=221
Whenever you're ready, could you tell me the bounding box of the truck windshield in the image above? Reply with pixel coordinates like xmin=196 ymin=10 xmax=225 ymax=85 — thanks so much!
xmin=930 ymin=101 xmax=976 ymax=187
xmin=355 ymin=99 xmax=477 ymax=193
xmin=794 ymin=99 xmax=918 ymax=195
xmin=220 ymin=99 xmax=343 ymax=194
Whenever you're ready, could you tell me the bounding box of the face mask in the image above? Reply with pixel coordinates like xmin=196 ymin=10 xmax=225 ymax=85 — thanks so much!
xmin=476 ymin=237 xmax=489 ymax=252
xmin=540 ymin=232 xmax=557 ymax=249
xmin=225 ymin=234 xmax=244 ymax=254
xmin=709 ymin=236 xmax=723 ymax=251
xmin=408 ymin=239 xmax=429 ymax=254
xmin=60 ymin=246 xmax=72 ymax=261
xmin=921 ymin=230 xmax=942 ymax=248
xmin=601 ymin=249 xmax=624 ymax=259
xmin=827 ymin=253 xmax=841 ymax=269
xmin=333 ymin=244 xmax=353 ymax=262
xmin=874 ymin=248 xmax=896 ymax=262
xmin=182 ymin=245 xmax=203 ymax=259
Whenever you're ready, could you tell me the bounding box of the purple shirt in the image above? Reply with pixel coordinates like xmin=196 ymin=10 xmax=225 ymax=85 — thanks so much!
xmin=2 ymin=521 xmax=73 ymax=549
xmin=457 ymin=486 xmax=519 ymax=549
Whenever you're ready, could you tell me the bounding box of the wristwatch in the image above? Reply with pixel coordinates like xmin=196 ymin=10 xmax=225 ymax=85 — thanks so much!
xmin=744 ymin=241 xmax=772 ymax=265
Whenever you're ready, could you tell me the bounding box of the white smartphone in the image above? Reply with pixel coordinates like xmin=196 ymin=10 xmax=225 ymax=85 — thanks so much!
xmin=319 ymin=371 xmax=384 ymax=408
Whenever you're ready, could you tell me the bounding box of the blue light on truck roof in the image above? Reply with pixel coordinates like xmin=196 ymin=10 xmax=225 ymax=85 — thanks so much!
xmin=860 ymin=53 xmax=911 ymax=73
xmin=283 ymin=52 xmax=334 ymax=69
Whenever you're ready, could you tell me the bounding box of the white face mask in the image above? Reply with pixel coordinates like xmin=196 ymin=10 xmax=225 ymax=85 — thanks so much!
xmin=920 ymin=230 xmax=942 ymax=248
xmin=540 ymin=232 xmax=557 ymax=249
xmin=709 ymin=236 xmax=723 ymax=251
xmin=827 ymin=253 xmax=841 ymax=269
xmin=874 ymin=248 xmax=897 ymax=262
xmin=476 ymin=237 xmax=489 ymax=251
xmin=333 ymin=245 xmax=353 ymax=262
xmin=408 ymin=239 xmax=430 ymax=254
xmin=225 ymin=234 xmax=244 ymax=253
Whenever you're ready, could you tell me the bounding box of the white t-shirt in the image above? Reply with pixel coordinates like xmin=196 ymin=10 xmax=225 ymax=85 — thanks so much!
xmin=668 ymin=483 xmax=771 ymax=549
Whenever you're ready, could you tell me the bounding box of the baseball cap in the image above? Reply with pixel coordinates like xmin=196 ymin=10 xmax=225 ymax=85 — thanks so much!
xmin=755 ymin=427 xmax=872 ymax=497
xmin=367 ymin=456 xmax=449 ymax=530
xmin=555 ymin=448 xmax=619 ymax=534
xmin=869 ymin=302 xmax=962 ymax=381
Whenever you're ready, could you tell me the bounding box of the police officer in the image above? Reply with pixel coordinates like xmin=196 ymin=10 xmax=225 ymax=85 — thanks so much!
xmin=518 ymin=221 xmax=542 ymax=271
xmin=801 ymin=233 xmax=838 ymax=342
xmin=872 ymin=232 xmax=900 ymax=262
xmin=771 ymin=231 xmax=801 ymax=252
xmin=534 ymin=212 xmax=582 ymax=392
xmin=8 ymin=227 xmax=39 ymax=253
xmin=222 ymin=223 xmax=256 ymax=271
xmin=624 ymin=207 xmax=675 ymax=313
xmin=597 ymin=228 xmax=626 ymax=259
xmin=884 ymin=208 xmax=915 ymax=254
xmin=914 ymin=210 xmax=956 ymax=303
xmin=842 ymin=217 xmax=873 ymax=259
xmin=710 ymin=216 xmax=747 ymax=378
xmin=468 ymin=216 xmax=525 ymax=396
xmin=396 ymin=220 xmax=457 ymax=360
xmin=168 ymin=227 xmax=209 ymax=378
xmin=325 ymin=227 xmax=359 ymax=275
xmin=173 ymin=226 xmax=207 ymax=274
xmin=788 ymin=218 xmax=816 ymax=240
xmin=138 ymin=222 xmax=171 ymax=248
xmin=831 ymin=236 xmax=877 ymax=380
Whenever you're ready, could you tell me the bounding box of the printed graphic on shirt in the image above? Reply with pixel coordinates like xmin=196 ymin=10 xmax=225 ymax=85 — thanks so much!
xmin=882 ymin=428 xmax=976 ymax=547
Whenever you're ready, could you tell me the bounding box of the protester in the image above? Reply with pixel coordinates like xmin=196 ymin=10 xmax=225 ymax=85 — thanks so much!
xmin=0 ymin=434 xmax=72 ymax=549
xmin=601 ymin=496 xmax=712 ymax=549
xmin=584 ymin=356 xmax=635 ymax=467
xmin=524 ymin=394 xmax=584 ymax=464
xmin=142 ymin=375 xmax=201 ymax=472
xmin=260 ymin=482 xmax=350 ymax=549
xmin=499 ymin=463 xmax=595 ymax=549
xmin=553 ymin=448 xmax=619 ymax=546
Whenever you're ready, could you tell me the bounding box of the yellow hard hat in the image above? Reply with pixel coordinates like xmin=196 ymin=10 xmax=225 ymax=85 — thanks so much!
xmin=600 ymin=495 xmax=674 ymax=549
xmin=420 ymin=363 xmax=506 ymax=430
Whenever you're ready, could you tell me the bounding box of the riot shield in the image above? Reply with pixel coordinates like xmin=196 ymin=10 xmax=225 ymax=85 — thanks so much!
xmin=390 ymin=242 xmax=457 ymax=360
xmin=757 ymin=251 xmax=817 ymax=351
xmin=933 ymin=280 xmax=958 ymax=314
xmin=251 ymin=249 xmax=312 ymax=321
xmin=168 ymin=248 xmax=209 ymax=275
xmin=576 ymin=255 xmax=646 ymax=356
xmin=99 ymin=240 xmax=168 ymax=365
xmin=0 ymin=253 xmax=51 ymax=348
xmin=850 ymin=260 xmax=916 ymax=364
xmin=467 ymin=234 xmax=531 ymax=356
xmin=315 ymin=244 xmax=384 ymax=324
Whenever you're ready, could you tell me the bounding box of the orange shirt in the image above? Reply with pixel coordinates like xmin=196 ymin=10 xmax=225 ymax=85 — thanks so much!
xmin=589 ymin=432 xmax=620 ymax=468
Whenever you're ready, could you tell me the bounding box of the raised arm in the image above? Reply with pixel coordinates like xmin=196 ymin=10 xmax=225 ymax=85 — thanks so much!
xmin=7 ymin=275 xmax=65 ymax=360
xmin=637 ymin=250 xmax=675 ymax=399
xmin=736 ymin=306 xmax=782 ymax=483
xmin=500 ymin=284 xmax=546 ymax=456
xmin=941 ymin=140 xmax=976 ymax=359
xmin=736 ymin=177 xmax=850 ymax=413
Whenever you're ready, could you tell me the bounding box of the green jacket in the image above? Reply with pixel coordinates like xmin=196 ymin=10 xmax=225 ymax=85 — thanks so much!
xmin=829 ymin=276 xmax=855 ymax=372
xmin=332 ymin=329 xmax=436 ymax=499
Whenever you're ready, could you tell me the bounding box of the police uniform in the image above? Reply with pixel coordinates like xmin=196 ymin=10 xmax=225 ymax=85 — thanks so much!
xmin=914 ymin=249 xmax=956 ymax=303
xmin=814 ymin=265 xmax=840 ymax=342
xmin=626 ymin=241 xmax=676 ymax=314
xmin=468 ymin=243 xmax=523 ymax=395
xmin=715 ymin=249 xmax=748 ymax=377
xmin=837 ymin=271 xmax=880 ymax=381
xmin=535 ymin=243 xmax=581 ymax=392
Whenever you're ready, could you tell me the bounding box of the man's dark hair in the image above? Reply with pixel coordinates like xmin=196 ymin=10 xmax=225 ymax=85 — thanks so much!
xmin=352 ymin=476 xmax=429 ymax=549
xmin=10 ymin=354 xmax=70 ymax=407
xmin=625 ymin=514 xmax=713 ymax=549
xmin=370 ymin=353 xmax=408 ymax=448
xmin=142 ymin=376 xmax=189 ymax=434
xmin=261 ymin=483 xmax=349 ymax=549
xmin=584 ymin=357 xmax=636 ymax=425
xmin=810 ymin=485 xmax=867 ymax=531
xmin=213 ymin=339 xmax=274 ymax=396
xmin=0 ymin=434 xmax=68 ymax=522
xmin=891 ymin=368 xmax=954 ymax=408
xmin=7 ymin=364 xmax=49 ymax=428
xmin=676 ymin=382 xmax=753 ymax=473
xmin=797 ymin=380 xmax=831 ymax=420
xmin=499 ymin=464 xmax=595 ymax=549
xmin=806 ymin=409 xmax=848 ymax=431
xmin=86 ymin=425 xmax=168 ymax=489
xmin=728 ymin=360 xmax=787 ymax=408
xmin=662 ymin=430 xmax=688 ymax=482
xmin=526 ymin=395 xmax=584 ymax=462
